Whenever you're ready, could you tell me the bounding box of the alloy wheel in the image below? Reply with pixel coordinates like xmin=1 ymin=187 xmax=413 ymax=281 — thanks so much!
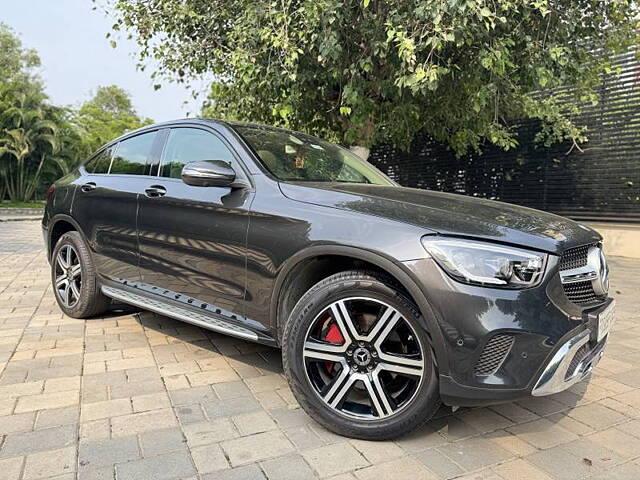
xmin=303 ymin=297 xmax=425 ymax=419
xmin=54 ymin=244 xmax=82 ymax=308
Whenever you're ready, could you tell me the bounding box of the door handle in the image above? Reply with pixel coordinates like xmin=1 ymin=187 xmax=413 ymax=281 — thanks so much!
xmin=81 ymin=182 xmax=96 ymax=192
xmin=145 ymin=185 xmax=167 ymax=198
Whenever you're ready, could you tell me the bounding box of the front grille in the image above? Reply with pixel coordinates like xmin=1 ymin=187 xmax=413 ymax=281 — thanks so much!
xmin=474 ymin=334 xmax=515 ymax=376
xmin=563 ymin=280 xmax=601 ymax=305
xmin=559 ymin=243 xmax=602 ymax=305
xmin=559 ymin=244 xmax=591 ymax=271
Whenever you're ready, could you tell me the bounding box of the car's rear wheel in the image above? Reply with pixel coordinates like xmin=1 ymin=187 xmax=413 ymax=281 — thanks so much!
xmin=282 ymin=270 xmax=440 ymax=439
xmin=51 ymin=231 xmax=111 ymax=318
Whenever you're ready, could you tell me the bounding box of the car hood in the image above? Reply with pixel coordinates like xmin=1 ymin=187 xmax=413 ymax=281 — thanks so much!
xmin=279 ymin=182 xmax=601 ymax=255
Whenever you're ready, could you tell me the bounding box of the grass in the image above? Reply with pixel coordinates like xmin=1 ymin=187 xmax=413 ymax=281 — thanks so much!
xmin=0 ymin=200 xmax=45 ymax=209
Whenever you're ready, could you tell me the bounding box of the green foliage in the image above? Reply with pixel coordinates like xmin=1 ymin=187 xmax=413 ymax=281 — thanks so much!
xmin=0 ymin=24 xmax=55 ymax=202
xmin=75 ymin=85 xmax=153 ymax=155
xmin=0 ymin=24 xmax=153 ymax=201
xmin=0 ymin=87 xmax=58 ymax=202
xmin=110 ymin=0 xmax=638 ymax=155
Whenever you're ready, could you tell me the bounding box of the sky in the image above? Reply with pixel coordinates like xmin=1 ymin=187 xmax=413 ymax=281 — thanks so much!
xmin=1 ymin=0 xmax=205 ymax=121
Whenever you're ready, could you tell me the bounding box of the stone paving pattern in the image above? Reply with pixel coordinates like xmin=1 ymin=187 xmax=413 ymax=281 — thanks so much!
xmin=1 ymin=221 xmax=640 ymax=480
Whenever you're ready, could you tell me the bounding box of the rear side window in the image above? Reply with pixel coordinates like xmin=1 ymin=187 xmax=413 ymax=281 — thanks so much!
xmin=159 ymin=128 xmax=235 ymax=179
xmin=84 ymin=147 xmax=113 ymax=174
xmin=110 ymin=131 xmax=157 ymax=175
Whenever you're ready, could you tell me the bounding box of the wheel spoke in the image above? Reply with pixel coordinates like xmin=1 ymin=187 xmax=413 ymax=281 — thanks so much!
xmin=365 ymin=307 xmax=398 ymax=343
xmin=55 ymin=274 xmax=68 ymax=288
xmin=64 ymin=282 xmax=72 ymax=306
xmin=327 ymin=370 xmax=357 ymax=408
xmin=372 ymin=310 xmax=402 ymax=348
xmin=56 ymin=248 xmax=69 ymax=269
xmin=329 ymin=301 xmax=356 ymax=344
xmin=70 ymin=280 xmax=81 ymax=301
xmin=70 ymin=264 xmax=81 ymax=279
xmin=378 ymin=356 xmax=424 ymax=376
xmin=364 ymin=372 xmax=393 ymax=418
xmin=303 ymin=341 xmax=345 ymax=362
xmin=321 ymin=365 xmax=351 ymax=402
xmin=65 ymin=245 xmax=73 ymax=267
xmin=372 ymin=370 xmax=395 ymax=414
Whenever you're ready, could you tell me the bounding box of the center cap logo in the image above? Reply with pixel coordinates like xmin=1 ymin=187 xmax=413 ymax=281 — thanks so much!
xmin=353 ymin=347 xmax=371 ymax=367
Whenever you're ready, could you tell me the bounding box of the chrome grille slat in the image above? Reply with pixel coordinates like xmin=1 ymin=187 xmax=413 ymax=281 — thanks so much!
xmin=559 ymin=244 xmax=591 ymax=271
xmin=559 ymin=243 xmax=604 ymax=306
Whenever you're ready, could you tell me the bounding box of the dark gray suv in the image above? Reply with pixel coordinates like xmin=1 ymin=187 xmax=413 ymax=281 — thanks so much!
xmin=43 ymin=119 xmax=615 ymax=439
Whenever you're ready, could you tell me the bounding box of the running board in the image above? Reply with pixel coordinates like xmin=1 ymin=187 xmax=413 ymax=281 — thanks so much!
xmin=101 ymin=285 xmax=259 ymax=342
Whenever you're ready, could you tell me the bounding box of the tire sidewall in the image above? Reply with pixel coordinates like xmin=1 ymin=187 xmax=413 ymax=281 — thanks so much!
xmin=283 ymin=273 xmax=439 ymax=439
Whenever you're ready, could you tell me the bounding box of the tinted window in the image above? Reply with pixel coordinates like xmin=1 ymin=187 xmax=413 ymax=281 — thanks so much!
xmin=234 ymin=125 xmax=393 ymax=185
xmin=110 ymin=131 xmax=157 ymax=175
xmin=159 ymin=128 xmax=235 ymax=179
xmin=85 ymin=147 xmax=113 ymax=174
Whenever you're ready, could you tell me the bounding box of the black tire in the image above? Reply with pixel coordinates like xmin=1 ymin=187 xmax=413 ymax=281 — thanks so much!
xmin=282 ymin=270 xmax=440 ymax=440
xmin=50 ymin=231 xmax=111 ymax=318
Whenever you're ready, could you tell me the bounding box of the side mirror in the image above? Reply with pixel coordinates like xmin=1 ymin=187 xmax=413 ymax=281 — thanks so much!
xmin=181 ymin=160 xmax=239 ymax=187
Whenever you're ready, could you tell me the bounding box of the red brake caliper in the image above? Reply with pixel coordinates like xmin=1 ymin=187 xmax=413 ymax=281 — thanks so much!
xmin=322 ymin=322 xmax=344 ymax=373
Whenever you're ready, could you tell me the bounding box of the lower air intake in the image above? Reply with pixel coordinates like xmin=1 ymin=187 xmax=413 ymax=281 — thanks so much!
xmin=474 ymin=334 xmax=515 ymax=376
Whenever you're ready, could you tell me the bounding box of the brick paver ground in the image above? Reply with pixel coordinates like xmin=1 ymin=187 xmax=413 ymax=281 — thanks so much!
xmin=1 ymin=220 xmax=640 ymax=480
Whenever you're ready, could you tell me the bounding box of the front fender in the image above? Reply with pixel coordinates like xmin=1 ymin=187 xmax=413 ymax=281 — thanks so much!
xmin=271 ymin=243 xmax=451 ymax=376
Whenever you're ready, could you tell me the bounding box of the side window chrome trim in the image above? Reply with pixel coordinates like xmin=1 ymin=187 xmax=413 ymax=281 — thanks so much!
xmin=106 ymin=142 xmax=120 ymax=175
xmin=107 ymin=130 xmax=158 ymax=176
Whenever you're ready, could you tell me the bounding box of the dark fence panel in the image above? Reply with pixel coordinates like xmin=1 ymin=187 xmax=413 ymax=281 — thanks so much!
xmin=368 ymin=51 xmax=640 ymax=222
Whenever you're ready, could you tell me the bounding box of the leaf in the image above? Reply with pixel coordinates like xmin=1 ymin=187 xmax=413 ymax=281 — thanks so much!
xmin=363 ymin=0 xmax=370 ymax=7
xmin=109 ymin=40 xmax=117 ymax=49
xmin=339 ymin=106 xmax=352 ymax=115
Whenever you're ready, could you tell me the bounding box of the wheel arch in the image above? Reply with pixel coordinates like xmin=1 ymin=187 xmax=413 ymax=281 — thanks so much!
xmin=271 ymin=245 xmax=449 ymax=375
xmin=48 ymin=215 xmax=89 ymax=261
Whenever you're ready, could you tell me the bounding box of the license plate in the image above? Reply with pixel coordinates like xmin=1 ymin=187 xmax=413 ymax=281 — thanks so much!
xmin=597 ymin=300 xmax=616 ymax=342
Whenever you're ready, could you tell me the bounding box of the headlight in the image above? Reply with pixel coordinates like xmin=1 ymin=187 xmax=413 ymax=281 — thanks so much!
xmin=421 ymin=237 xmax=547 ymax=288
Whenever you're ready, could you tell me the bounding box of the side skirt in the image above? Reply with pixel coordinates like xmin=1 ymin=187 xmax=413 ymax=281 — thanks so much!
xmin=101 ymin=285 xmax=277 ymax=346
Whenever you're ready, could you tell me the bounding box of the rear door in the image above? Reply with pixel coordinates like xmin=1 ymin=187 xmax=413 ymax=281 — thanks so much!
xmin=137 ymin=126 xmax=254 ymax=318
xmin=72 ymin=130 xmax=162 ymax=283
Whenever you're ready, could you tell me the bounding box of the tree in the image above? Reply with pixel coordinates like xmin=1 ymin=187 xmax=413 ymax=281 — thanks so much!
xmin=108 ymin=0 xmax=638 ymax=158
xmin=0 ymin=25 xmax=153 ymax=202
xmin=0 ymin=23 xmax=40 ymax=85
xmin=0 ymin=86 xmax=58 ymax=202
xmin=0 ymin=23 xmax=55 ymax=202
xmin=75 ymin=85 xmax=152 ymax=155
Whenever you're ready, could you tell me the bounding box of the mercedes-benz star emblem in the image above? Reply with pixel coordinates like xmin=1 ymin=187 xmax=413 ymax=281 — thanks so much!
xmin=353 ymin=347 xmax=371 ymax=367
xmin=591 ymin=246 xmax=609 ymax=296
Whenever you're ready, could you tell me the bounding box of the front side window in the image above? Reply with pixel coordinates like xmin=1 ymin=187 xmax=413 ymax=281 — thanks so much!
xmin=110 ymin=131 xmax=157 ymax=175
xmin=84 ymin=147 xmax=113 ymax=174
xmin=159 ymin=128 xmax=236 ymax=179
xmin=233 ymin=125 xmax=394 ymax=185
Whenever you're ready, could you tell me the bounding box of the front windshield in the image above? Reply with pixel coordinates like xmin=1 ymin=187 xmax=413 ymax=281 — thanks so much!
xmin=234 ymin=125 xmax=394 ymax=185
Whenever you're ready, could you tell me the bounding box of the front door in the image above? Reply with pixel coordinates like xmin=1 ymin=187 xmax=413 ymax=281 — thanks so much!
xmin=137 ymin=126 xmax=253 ymax=318
xmin=72 ymin=130 xmax=161 ymax=283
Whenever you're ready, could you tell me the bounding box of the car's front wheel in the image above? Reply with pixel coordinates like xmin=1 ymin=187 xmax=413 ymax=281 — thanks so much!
xmin=282 ymin=270 xmax=440 ymax=439
xmin=51 ymin=231 xmax=111 ymax=318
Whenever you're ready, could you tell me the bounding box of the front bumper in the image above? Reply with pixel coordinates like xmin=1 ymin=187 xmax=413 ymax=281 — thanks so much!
xmin=402 ymin=257 xmax=613 ymax=407
xmin=532 ymin=328 xmax=606 ymax=396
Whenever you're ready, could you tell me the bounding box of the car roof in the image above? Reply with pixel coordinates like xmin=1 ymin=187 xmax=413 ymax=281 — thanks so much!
xmin=107 ymin=118 xmax=295 ymax=143
xmin=92 ymin=118 xmax=325 ymax=164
